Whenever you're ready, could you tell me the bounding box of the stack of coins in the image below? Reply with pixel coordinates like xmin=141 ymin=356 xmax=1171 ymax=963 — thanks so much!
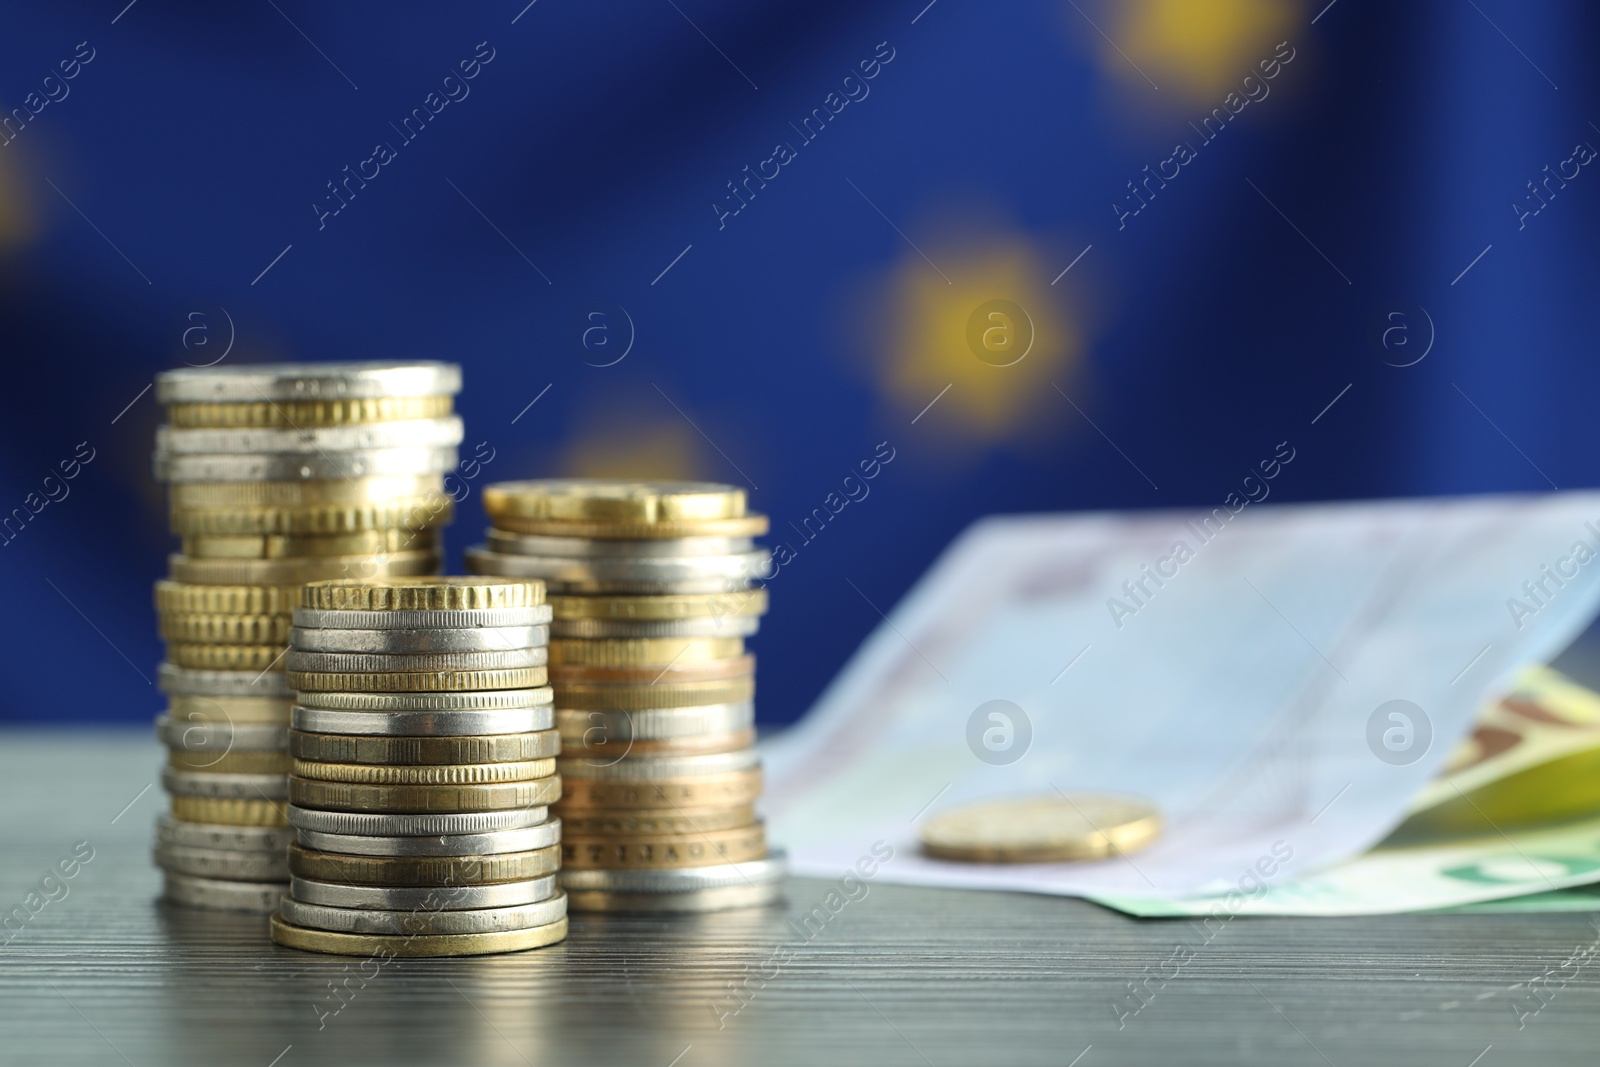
xmin=270 ymin=577 xmax=568 ymax=957
xmin=465 ymin=479 xmax=786 ymax=912
xmin=150 ymin=362 xmax=461 ymax=912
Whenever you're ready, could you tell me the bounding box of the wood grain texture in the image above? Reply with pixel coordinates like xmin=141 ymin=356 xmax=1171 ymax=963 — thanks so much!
xmin=1 ymin=731 xmax=1599 ymax=1066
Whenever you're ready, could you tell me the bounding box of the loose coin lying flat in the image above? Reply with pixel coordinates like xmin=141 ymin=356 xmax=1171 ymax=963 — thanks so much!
xmin=289 ymin=874 xmax=556 ymax=910
xmin=278 ymin=892 xmax=567 ymax=936
xmin=918 ymin=794 xmax=1162 ymax=863
xmin=270 ymin=913 xmax=567 ymax=956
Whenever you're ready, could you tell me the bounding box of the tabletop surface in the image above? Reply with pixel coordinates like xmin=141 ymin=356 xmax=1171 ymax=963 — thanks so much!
xmin=1 ymin=731 xmax=1597 ymax=1067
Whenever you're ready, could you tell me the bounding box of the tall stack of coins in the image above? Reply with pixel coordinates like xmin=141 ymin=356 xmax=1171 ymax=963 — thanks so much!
xmin=270 ymin=577 xmax=568 ymax=957
xmin=150 ymin=362 xmax=460 ymax=911
xmin=465 ymin=480 xmax=786 ymax=912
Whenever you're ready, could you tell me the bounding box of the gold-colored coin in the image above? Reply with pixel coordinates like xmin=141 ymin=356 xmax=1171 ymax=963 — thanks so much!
xmin=170 ymin=796 xmax=288 ymax=826
xmin=166 ymin=643 xmax=286 ymax=671
xmin=159 ymin=613 xmax=293 ymax=645
xmin=287 ymin=843 xmax=560 ymax=886
xmin=286 ymin=666 xmax=547 ymax=693
xmin=549 ymin=653 xmax=753 ymax=685
xmin=270 ymin=913 xmax=567 ymax=957
xmin=290 ymin=758 xmax=555 ymax=785
xmin=558 ymin=769 xmax=761 ymax=810
xmin=167 ymin=474 xmax=445 ymax=509
xmin=166 ymin=394 xmax=454 ymax=429
xmin=170 ymin=497 xmax=453 ymax=538
xmin=155 ymin=581 xmax=302 ymax=616
xmin=553 ymin=677 xmax=755 ymax=711
xmin=181 ymin=527 xmax=440 ymax=560
xmin=287 ymin=775 xmax=562 ymax=813
xmin=556 ymin=805 xmax=755 ymax=836
xmin=483 ymin=479 xmax=746 ymax=525
xmin=289 ymin=730 xmax=560 ymax=765
xmin=560 ymin=728 xmax=754 ymax=758
xmin=166 ymin=694 xmax=292 ymax=724
xmin=168 ymin=749 xmax=291 ymax=774
xmin=168 ymin=549 xmax=441 ymax=586
xmin=298 ymin=576 xmax=544 ymax=612
xmin=918 ymin=794 xmax=1163 ymax=863
xmin=547 ymin=637 xmax=743 ymax=668
xmin=562 ymin=823 xmax=765 ymax=870
xmin=550 ymin=589 xmax=767 ymax=622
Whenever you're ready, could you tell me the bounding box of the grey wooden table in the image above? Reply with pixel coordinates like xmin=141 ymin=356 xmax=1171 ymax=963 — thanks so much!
xmin=2 ymin=732 xmax=1598 ymax=1067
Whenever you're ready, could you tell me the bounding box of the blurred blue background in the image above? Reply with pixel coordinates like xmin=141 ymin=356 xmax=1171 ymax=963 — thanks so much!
xmin=2 ymin=0 xmax=1597 ymax=726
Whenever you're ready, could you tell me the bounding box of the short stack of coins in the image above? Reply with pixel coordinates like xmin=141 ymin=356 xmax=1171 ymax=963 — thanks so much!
xmin=465 ymin=479 xmax=786 ymax=913
xmin=150 ymin=362 xmax=461 ymax=912
xmin=270 ymin=577 xmax=568 ymax=957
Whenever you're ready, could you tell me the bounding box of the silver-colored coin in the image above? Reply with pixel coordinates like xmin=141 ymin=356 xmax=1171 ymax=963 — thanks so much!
xmin=557 ymin=748 xmax=759 ymax=780
xmin=295 ymin=820 xmax=561 ymax=857
xmin=162 ymin=768 xmax=288 ymax=799
xmin=154 ymin=416 xmax=464 ymax=456
xmin=153 ymin=446 xmax=459 ymax=484
xmin=155 ymin=843 xmax=290 ymax=881
xmin=154 ymin=361 xmax=462 ymax=404
xmin=565 ymin=880 xmax=784 ymax=914
xmin=555 ymin=702 xmax=754 ymax=741
xmin=292 ymin=704 xmax=554 ymax=736
xmin=283 ymin=646 xmax=546 ymax=673
xmin=159 ymin=662 xmax=291 ymax=698
xmin=279 ymin=892 xmax=567 ymax=936
xmin=156 ymin=815 xmax=294 ymax=852
xmin=467 ymin=545 xmax=770 ymax=595
xmin=290 ymin=625 xmax=548 ymax=654
xmin=289 ymin=874 xmax=556 ymax=910
xmin=294 ymin=687 xmax=553 ymax=711
xmin=559 ymin=850 xmax=787 ymax=893
xmin=292 ymin=605 xmax=552 ymax=630
xmin=157 ymin=714 xmax=287 ymax=752
xmin=162 ymin=871 xmax=286 ymax=913
xmin=287 ymin=804 xmax=550 ymax=837
xmin=550 ymin=615 xmax=760 ymax=639
xmin=484 ymin=532 xmax=756 ymax=558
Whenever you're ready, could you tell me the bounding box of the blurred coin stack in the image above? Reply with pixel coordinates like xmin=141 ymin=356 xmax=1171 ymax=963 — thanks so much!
xmin=465 ymin=480 xmax=786 ymax=912
xmin=270 ymin=577 xmax=568 ymax=957
xmin=150 ymin=362 xmax=461 ymax=912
